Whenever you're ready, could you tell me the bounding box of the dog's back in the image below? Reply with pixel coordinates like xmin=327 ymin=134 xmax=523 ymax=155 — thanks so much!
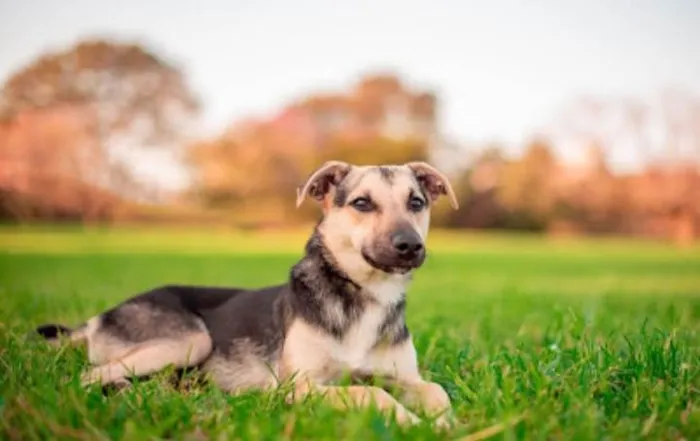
xmin=37 ymin=284 xmax=245 ymax=346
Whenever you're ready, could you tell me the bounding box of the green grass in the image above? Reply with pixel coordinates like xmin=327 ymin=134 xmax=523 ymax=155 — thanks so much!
xmin=1 ymin=226 xmax=699 ymax=440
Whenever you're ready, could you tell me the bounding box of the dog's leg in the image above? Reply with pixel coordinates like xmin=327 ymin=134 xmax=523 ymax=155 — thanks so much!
xmin=279 ymin=320 xmax=422 ymax=426
xmin=366 ymin=339 xmax=454 ymax=429
xmin=290 ymin=380 xmax=422 ymax=426
xmin=390 ymin=380 xmax=453 ymax=427
xmin=80 ymin=332 xmax=212 ymax=387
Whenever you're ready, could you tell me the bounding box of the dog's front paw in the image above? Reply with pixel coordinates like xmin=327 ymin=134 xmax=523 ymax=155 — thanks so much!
xmin=80 ymin=367 xmax=111 ymax=388
xmin=109 ymin=377 xmax=133 ymax=393
xmin=432 ymin=412 xmax=457 ymax=431
xmin=80 ymin=371 xmax=99 ymax=388
xmin=393 ymin=408 xmax=422 ymax=427
xmin=80 ymin=364 xmax=128 ymax=388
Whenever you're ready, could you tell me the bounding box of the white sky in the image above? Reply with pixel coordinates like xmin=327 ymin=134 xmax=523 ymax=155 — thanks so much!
xmin=1 ymin=0 xmax=699 ymax=188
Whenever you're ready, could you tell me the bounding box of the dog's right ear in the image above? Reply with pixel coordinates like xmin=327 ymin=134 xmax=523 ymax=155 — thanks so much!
xmin=296 ymin=161 xmax=352 ymax=208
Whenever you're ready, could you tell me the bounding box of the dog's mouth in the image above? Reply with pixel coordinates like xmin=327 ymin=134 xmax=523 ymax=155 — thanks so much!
xmin=361 ymin=249 xmax=425 ymax=274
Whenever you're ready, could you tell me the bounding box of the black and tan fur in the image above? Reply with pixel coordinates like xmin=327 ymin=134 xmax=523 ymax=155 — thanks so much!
xmin=37 ymin=161 xmax=460 ymax=428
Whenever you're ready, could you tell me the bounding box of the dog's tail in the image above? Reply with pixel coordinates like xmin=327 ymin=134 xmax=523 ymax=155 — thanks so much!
xmin=35 ymin=322 xmax=89 ymax=345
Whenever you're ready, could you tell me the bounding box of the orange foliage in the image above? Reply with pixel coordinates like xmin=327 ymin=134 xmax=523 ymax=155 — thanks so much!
xmin=185 ymin=73 xmax=435 ymax=224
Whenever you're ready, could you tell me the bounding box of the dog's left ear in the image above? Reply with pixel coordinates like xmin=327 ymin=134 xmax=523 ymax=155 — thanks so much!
xmin=406 ymin=162 xmax=459 ymax=209
xmin=296 ymin=160 xmax=352 ymax=208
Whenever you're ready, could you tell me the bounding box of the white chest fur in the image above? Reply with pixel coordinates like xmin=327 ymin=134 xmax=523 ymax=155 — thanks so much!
xmin=281 ymin=275 xmax=408 ymax=383
xmin=330 ymin=277 xmax=405 ymax=370
xmin=329 ymin=301 xmax=389 ymax=370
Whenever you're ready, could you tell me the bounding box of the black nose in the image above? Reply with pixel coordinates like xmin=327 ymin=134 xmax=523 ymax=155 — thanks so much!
xmin=391 ymin=231 xmax=424 ymax=257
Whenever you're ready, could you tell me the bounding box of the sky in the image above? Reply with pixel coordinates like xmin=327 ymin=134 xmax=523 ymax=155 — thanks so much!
xmin=1 ymin=0 xmax=699 ymax=188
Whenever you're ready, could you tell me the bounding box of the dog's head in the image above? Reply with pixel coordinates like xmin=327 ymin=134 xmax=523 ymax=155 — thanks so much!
xmin=296 ymin=161 xmax=458 ymax=279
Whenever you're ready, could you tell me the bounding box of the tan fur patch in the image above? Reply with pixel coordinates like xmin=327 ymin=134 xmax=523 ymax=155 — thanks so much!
xmin=84 ymin=317 xmax=131 ymax=365
xmin=80 ymin=331 xmax=212 ymax=387
xmin=201 ymin=339 xmax=279 ymax=393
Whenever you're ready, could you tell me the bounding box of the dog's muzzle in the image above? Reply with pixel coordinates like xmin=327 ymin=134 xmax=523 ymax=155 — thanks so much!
xmin=362 ymin=229 xmax=426 ymax=274
xmin=390 ymin=230 xmax=424 ymax=263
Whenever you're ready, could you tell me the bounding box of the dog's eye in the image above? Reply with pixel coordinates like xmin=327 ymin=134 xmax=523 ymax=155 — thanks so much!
xmin=350 ymin=197 xmax=374 ymax=212
xmin=408 ymin=196 xmax=426 ymax=212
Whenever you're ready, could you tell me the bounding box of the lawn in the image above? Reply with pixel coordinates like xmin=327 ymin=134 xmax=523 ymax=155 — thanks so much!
xmin=1 ymin=226 xmax=699 ymax=440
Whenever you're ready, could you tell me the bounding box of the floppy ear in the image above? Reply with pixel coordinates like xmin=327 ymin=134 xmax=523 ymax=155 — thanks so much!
xmin=406 ymin=161 xmax=459 ymax=209
xmin=296 ymin=160 xmax=352 ymax=208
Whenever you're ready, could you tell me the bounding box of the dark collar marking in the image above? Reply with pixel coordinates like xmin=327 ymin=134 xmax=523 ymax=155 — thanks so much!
xmin=374 ymin=295 xmax=409 ymax=347
xmin=289 ymin=228 xmax=366 ymax=339
xmin=288 ymin=225 xmax=410 ymax=347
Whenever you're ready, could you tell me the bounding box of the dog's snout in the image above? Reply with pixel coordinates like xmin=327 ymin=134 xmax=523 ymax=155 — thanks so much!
xmin=391 ymin=231 xmax=424 ymax=257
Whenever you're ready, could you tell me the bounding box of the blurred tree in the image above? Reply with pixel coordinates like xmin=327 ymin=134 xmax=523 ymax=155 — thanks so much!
xmin=550 ymin=143 xmax=628 ymax=234
xmin=185 ymin=124 xmax=299 ymax=223
xmin=497 ymin=138 xmax=557 ymax=230
xmin=185 ymin=72 xmax=436 ymax=227
xmin=315 ymin=135 xmax=428 ymax=166
xmin=0 ymin=105 xmax=125 ymax=221
xmin=435 ymin=145 xmax=507 ymax=229
xmin=0 ymin=38 xmax=200 ymax=196
xmin=553 ymin=92 xmax=700 ymax=168
xmin=185 ymin=128 xmax=430 ymax=226
xmin=553 ymin=91 xmax=700 ymax=244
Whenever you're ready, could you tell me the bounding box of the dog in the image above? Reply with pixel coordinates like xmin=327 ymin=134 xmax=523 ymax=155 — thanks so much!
xmin=36 ymin=160 xmax=460 ymax=428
